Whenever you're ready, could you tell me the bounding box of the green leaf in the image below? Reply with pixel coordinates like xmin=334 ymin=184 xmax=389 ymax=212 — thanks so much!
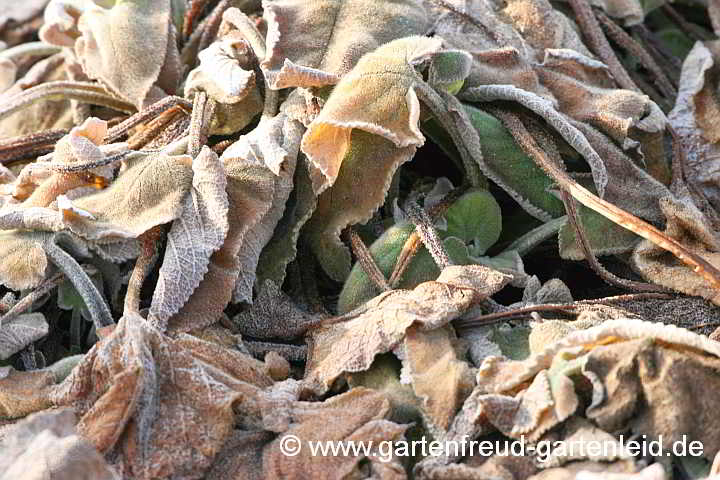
xmin=337 ymin=225 xmax=473 ymax=314
xmin=444 ymin=189 xmax=501 ymax=256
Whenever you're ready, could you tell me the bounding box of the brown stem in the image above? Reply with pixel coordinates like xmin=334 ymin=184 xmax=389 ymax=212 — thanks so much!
xmin=0 ymin=273 xmax=64 ymax=327
xmin=349 ymin=229 xmax=390 ymax=292
xmin=566 ymin=0 xmax=640 ymax=92
xmin=198 ymin=0 xmax=231 ymax=52
xmin=105 ymin=96 xmax=192 ymax=143
xmin=124 ymin=226 xmax=164 ymax=315
xmin=489 ymin=108 xmax=720 ymax=294
xmin=184 ymin=0 xmax=214 ymax=39
xmin=388 ymin=186 xmax=466 ymax=287
xmin=0 ymin=129 xmax=67 ymax=165
xmin=595 ymin=10 xmax=676 ymax=98
xmin=127 ymin=105 xmax=187 ymax=150
xmin=0 ymin=81 xmax=135 ymax=122
xmin=405 ymin=202 xmax=452 ymax=269
xmin=455 ymin=292 xmax=673 ymax=328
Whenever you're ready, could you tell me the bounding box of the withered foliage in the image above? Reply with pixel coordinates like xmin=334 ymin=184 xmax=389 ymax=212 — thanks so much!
xmin=1 ymin=1 xmax=720 ymax=479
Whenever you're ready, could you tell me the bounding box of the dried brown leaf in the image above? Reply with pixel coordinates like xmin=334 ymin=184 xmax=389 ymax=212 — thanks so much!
xmin=261 ymin=0 xmax=428 ymax=89
xmin=0 ymin=366 xmax=54 ymax=419
xmin=233 ymin=280 xmax=315 ymax=340
xmin=0 ymin=408 xmax=118 ymax=480
xmin=262 ymin=386 xmax=408 ymax=480
xmin=0 ymin=312 xmax=48 ymax=360
xmin=0 ymin=230 xmax=50 ymax=290
xmin=668 ymin=41 xmax=720 ymax=211
xmin=39 ymin=0 xmax=84 ymax=47
xmin=305 ymin=265 xmax=511 ymax=394
xmin=68 ymin=152 xmax=194 ymax=241
xmin=632 ymin=196 xmax=720 ymax=304
xmin=301 ymin=36 xmax=445 ymax=280
xmin=584 ymin=337 xmax=720 ymax=461
xmin=185 ymin=31 xmax=264 ymax=135
xmin=52 ymin=313 xmax=274 ymax=479
xmin=401 ymin=325 xmax=475 ymax=434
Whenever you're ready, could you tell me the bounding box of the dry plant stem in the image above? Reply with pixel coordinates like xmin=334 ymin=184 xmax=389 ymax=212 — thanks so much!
xmin=0 ymin=129 xmax=67 ymax=165
xmin=124 ymin=226 xmax=164 ymax=315
xmin=188 ymin=92 xmax=215 ymax=157
xmin=350 ymin=230 xmax=390 ymax=292
xmin=661 ymin=4 xmax=711 ymax=41
xmin=488 ymin=108 xmax=720 ymax=292
xmin=630 ymin=24 xmax=682 ymax=82
xmin=226 ymin=9 xmax=279 ymax=118
xmin=26 ymin=151 xmax=130 ymax=175
xmin=0 ymin=274 xmax=63 ymax=327
xmin=44 ymin=240 xmax=114 ymax=328
xmin=105 ymin=96 xmax=192 ymax=143
xmin=0 ymin=41 xmax=61 ymax=62
xmin=427 ymin=0 xmax=501 ymax=43
xmin=566 ymin=0 xmax=640 ymax=92
xmin=126 ymin=105 xmax=187 ymax=150
xmin=594 ymin=11 xmax=676 ymax=98
xmin=199 ymin=0 xmax=232 ymax=51
xmin=0 ymin=81 xmax=135 ymax=122
xmin=388 ymin=187 xmax=466 ymax=287
xmin=561 ymin=189 xmax=669 ymax=292
xmin=389 ymin=234 xmax=422 ymax=288
xmin=415 ymin=86 xmax=482 ymax=186
xmin=461 ymin=85 xmax=609 ymax=196
xmin=405 ymin=202 xmax=452 ymax=269
xmin=456 ymin=293 xmax=674 ymax=328
xmin=517 ymin=112 xmax=665 ymax=292
xmin=184 ymin=0 xmax=214 ymax=38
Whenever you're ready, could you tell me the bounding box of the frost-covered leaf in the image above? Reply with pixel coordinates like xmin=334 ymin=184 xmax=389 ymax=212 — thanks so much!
xmin=0 ymin=367 xmax=55 ymax=419
xmin=337 ymin=222 xmax=475 ymax=315
xmin=233 ymin=280 xmax=314 ymax=340
xmin=0 ymin=313 xmax=49 ymax=360
xmin=263 ymin=387 xmax=407 ymax=479
xmin=302 ymin=37 xmax=453 ymax=280
xmin=632 ymin=196 xmax=720 ymax=305
xmin=51 ymin=313 xmax=274 ymax=478
xmin=0 ymin=230 xmax=51 ymax=290
xmin=229 ymin=114 xmax=303 ymax=305
xmin=167 ymin=113 xmax=302 ymax=332
xmin=209 ymin=385 xmax=407 ymax=479
xmin=39 ymin=0 xmax=85 ymax=47
xmin=148 ymin=147 xmax=229 ymax=330
xmin=305 ymin=265 xmax=511 ymax=394
xmin=75 ymin=0 xmax=181 ymax=108
xmin=255 ymin=157 xmax=317 ymax=289
xmin=466 ymin=319 xmax=720 ymax=459
xmin=668 ymin=41 xmax=720 ymax=212
xmin=401 ymin=325 xmax=475 ymax=435
xmin=0 ymin=408 xmax=118 ymax=480
xmin=185 ymin=17 xmax=264 ymax=135
xmin=449 ymin=105 xmax=564 ymax=221
xmin=69 ymin=152 xmax=194 ymax=241
xmin=261 ymin=0 xmax=428 ymax=89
